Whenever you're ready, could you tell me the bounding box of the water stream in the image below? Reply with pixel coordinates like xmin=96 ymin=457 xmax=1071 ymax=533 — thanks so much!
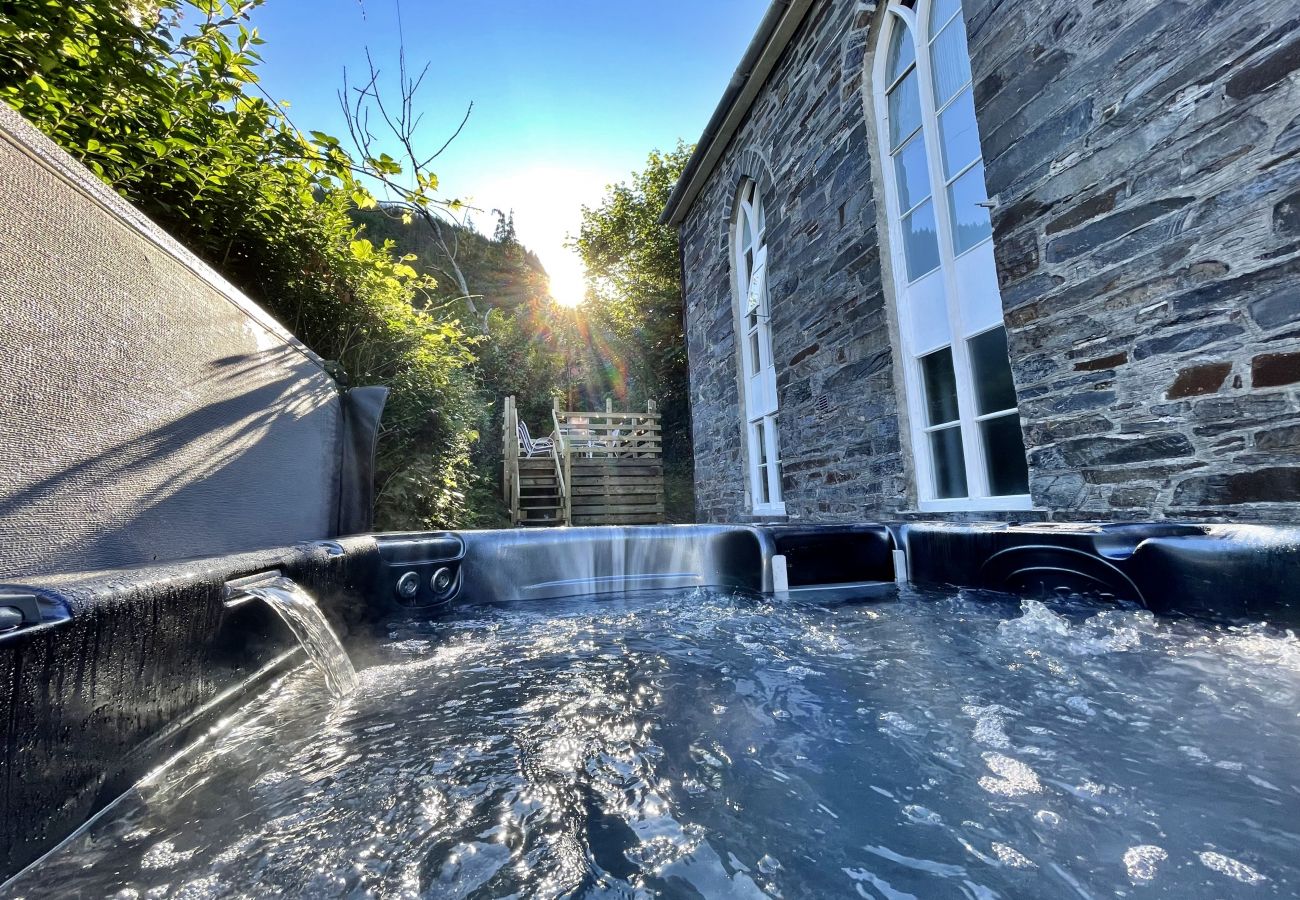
xmin=244 ymin=576 xmax=357 ymax=699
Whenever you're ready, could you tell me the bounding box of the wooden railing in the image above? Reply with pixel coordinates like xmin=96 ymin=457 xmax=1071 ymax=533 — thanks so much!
xmin=501 ymin=395 xmax=521 ymax=521
xmin=551 ymin=405 xmax=570 ymax=526
xmin=552 ymin=398 xmax=661 ymax=459
xmin=502 ymin=396 xmax=665 ymax=527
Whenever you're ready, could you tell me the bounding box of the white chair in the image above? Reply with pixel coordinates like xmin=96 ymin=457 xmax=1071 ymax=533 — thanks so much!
xmin=517 ymin=419 xmax=555 ymax=457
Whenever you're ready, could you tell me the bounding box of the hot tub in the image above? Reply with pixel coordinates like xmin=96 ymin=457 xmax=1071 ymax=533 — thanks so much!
xmin=1 ymin=522 xmax=1297 ymax=897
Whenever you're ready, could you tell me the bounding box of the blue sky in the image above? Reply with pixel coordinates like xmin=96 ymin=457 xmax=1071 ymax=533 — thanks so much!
xmin=248 ymin=0 xmax=770 ymax=304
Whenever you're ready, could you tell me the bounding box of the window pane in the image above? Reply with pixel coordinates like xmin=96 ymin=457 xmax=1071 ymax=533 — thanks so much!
xmin=929 ymin=0 xmax=961 ymax=31
xmin=981 ymin=414 xmax=1030 ymax=495
xmin=755 ymin=195 xmax=765 ymax=235
xmin=938 ymin=88 xmax=980 ymax=180
xmin=893 ymin=133 xmax=931 ymax=212
xmin=748 ymin=330 xmax=761 ymax=374
xmin=757 ymin=464 xmax=771 ymax=503
xmin=920 ymin=346 xmax=960 ymax=425
xmin=887 ymin=70 xmax=922 ymax=150
xmin=741 ymin=210 xmax=754 ymax=249
xmin=902 ymin=200 xmax=941 ymax=281
xmin=929 ymin=425 xmax=968 ymax=498
xmin=754 ymin=419 xmax=767 ymax=465
xmin=947 ymin=161 xmax=993 ymax=253
xmin=929 ymin=15 xmax=972 ymax=107
xmin=885 ymin=21 xmax=916 ymax=85
xmin=968 ymin=326 xmax=1017 ymax=415
xmin=767 ymin=415 xmax=783 ymax=502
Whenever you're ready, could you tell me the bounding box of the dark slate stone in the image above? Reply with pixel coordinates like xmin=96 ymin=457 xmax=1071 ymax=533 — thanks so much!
xmin=1132 ymin=323 xmax=1246 ymax=360
xmin=1166 ymin=362 xmax=1232 ymax=398
xmin=1275 ymin=190 xmax=1300 ymax=236
xmin=1191 ymin=157 xmax=1300 ymax=227
xmin=1110 ymin=485 xmax=1158 ymax=508
xmin=1173 ymin=467 xmax=1300 ymax=505
xmin=1224 ymin=34 xmax=1300 ymax=99
xmin=993 ymin=194 xmax=1051 ymax=234
xmin=1056 ymin=433 xmax=1195 ymax=468
xmin=1274 ymin=113 xmax=1300 ymax=157
xmin=1034 ymin=472 xmax=1087 ymax=509
xmin=789 ymin=343 xmax=820 ymax=367
xmin=1250 ymin=283 xmax=1300 ymax=330
xmin=1189 ymin=394 xmax=1291 ymax=435
xmin=1022 ymin=390 xmax=1117 ymax=418
xmin=1025 ymin=414 xmax=1114 ymax=445
xmin=822 ymin=350 xmax=890 ymax=392
xmin=985 ymin=99 xmax=1093 ymax=197
xmin=996 ymin=229 xmax=1040 ymax=285
xmin=1045 ymin=184 xmax=1125 ymax=236
xmin=1182 ymin=114 xmax=1269 ymax=177
xmin=1001 ymin=273 xmax=1064 ymax=313
xmin=1252 ymin=351 xmax=1300 ymax=387
xmin=1256 ymin=423 xmax=1300 ymax=451
xmin=1044 ymin=197 xmax=1195 ymax=263
xmin=1074 ymin=352 xmax=1128 ymax=372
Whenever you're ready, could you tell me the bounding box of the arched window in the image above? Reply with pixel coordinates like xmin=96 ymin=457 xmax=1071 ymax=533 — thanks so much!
xmin=734 ymin=179 xmax=784 ymax=515
xmin=873 ymin=0 xmax=1030 ymax=510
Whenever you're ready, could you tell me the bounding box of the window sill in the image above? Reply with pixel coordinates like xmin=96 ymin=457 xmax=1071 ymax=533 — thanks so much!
xmin=917 ymin=494 xmax=1034 ymax=513
xmin=752 ymin=502 xmax=787 ymax=517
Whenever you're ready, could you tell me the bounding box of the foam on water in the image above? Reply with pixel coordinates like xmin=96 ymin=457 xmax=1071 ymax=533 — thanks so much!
xmin=4 ymin=587 xmax=1299 ymax=898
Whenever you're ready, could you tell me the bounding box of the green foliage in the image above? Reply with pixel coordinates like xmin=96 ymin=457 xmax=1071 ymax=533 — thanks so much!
xmin=353 ymin=207 xmax=569 ymax=526
xmin=0 ymin=0 xmax=481 ymax=529
xmin=574 ymin=143 xmax=696 ymax=520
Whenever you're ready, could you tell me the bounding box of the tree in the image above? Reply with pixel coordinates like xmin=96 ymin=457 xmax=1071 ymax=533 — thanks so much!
xmin=0 ymin=0 xmax=482 ymax=529
xmin=573 ymin=143 xmax=695 ymax=519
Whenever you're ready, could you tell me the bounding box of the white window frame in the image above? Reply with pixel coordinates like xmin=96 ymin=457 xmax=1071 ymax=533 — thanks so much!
xmin=733 ymin=179 xmax=786 ymax=517
xmin=871 ymin=0 xmax=1032 ymax=513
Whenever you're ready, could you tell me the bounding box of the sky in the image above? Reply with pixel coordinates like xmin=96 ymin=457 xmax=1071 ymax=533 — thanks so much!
xmin=247 ymin=0 xmax=770 ymax=305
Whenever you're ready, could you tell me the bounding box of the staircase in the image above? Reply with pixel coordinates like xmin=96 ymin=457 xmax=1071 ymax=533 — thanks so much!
xmin=515 ymin=456 xmax=564 ymax=527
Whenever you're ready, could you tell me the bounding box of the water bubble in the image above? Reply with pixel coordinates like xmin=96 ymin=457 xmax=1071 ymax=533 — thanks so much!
xmin=140 ymin=841 xmax=195 ymax=870
xmin=1123 ymin=845 xmax=1167 ymax=883
xmin=1065 ymin=696 xmax=1095 ymax=717
xmin=978 ymin=754 xmax=1041 ymax=797
xmin=877 ymin=711 xmax=919 ymax=734
xmin=1033 ymin=810 xmax=1062 ymax=828
xmin=902 ymin=805 xmax=942 ymax=825
xmin=962 ymin=703 xmax=1013 ymax=748
xmin=992 ymin=842 xmax=1036 ymax=869
xmin=1197 ymin=851 xmax=1268 ymax=885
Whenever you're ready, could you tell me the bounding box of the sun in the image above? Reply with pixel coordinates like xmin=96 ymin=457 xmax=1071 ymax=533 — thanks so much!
xmin=548 ymin=253 xmax=588 ymax=307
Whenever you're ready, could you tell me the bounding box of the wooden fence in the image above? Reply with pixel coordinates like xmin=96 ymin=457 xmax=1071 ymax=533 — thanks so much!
xmin=502 ymin=396 xmax=664 ymax=527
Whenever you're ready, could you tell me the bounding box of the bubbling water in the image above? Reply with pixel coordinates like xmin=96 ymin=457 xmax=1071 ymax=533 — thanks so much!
xmin=4 ymin=587 xmax=1298 ymax=898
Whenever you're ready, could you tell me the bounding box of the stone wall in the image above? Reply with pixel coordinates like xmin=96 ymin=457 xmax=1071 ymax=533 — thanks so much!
xmin=681 ymin=0 xmax=910 ymax=523
xmin=972 ymin=0 xmax=1300 ymax=521
xmin=681 ymin=0 xmax=1300 ymax=524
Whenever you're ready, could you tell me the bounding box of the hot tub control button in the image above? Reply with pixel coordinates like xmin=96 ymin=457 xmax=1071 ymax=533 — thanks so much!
xmin=395 ymin=571 xmax=420 ymax=600
xmin=431 ymin=567 xmax=454 ymax=596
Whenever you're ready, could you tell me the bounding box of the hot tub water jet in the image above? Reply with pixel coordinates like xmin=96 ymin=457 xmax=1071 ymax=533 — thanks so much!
xmin=240 ymin=576 xmax=357 ymax=699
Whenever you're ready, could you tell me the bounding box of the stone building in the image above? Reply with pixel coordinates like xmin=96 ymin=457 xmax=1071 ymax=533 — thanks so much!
xmin=663 ymin=0 xmax=1300 ymax=523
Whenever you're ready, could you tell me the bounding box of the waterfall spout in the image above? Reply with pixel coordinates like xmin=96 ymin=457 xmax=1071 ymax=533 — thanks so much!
xmin=232 ymin=575 xmax=358 ymax=699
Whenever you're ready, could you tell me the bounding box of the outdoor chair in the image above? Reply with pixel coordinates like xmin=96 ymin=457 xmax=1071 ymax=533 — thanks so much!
xmin=517 ymin=419 xmax=555 ymax=457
